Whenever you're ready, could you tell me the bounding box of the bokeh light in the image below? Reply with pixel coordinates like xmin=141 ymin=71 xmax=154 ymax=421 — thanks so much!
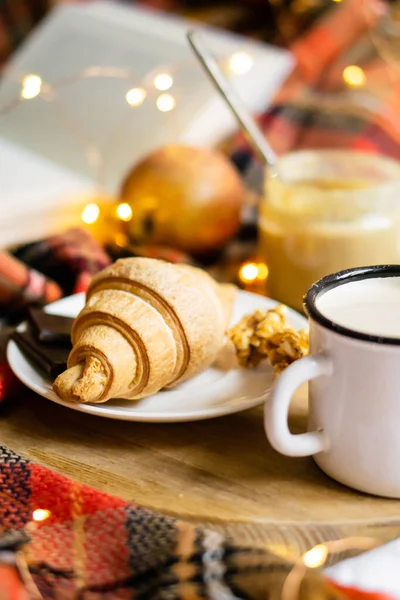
xmin=156 ymin=93 xmax=176 ymax=112
xmin=116 ymin=202 xmax=133 ymax=221
xmin=154 ymin=73 xmax=173 ymax=91
xmin=303 ymin=544 xmax=328 ymax=569
xmin=81 ymin=203 xmax=100 ymax=224
xmin=229 ymin=52 xmax=253 ymax=75
xmin=239 ymin=262 xmax=268 ymax=283
xmin=343 ymin=65 xmax=366 ymax=87
xmin=21 ymin=74 xmax=42 ymax=100
xmin=126 ymin=87 xmax=146 ymax=107
xmin=32 ymin=508 xmax=51 ymax=522
xmin=240 ymin=263 xmax=259 ymax=283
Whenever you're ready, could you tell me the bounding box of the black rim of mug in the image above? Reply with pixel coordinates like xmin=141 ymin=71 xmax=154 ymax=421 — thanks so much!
xmin=303 ymin=265 xmax=400 ymax=345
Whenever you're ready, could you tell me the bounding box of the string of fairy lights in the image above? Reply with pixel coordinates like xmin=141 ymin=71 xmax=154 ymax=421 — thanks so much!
xmin=17 ymin=506 xmax=380 ymax=599
xmin=1 ymin=21 xmax=395 ymax=287
xmin=0 ymin=50 xmax=256 ymax=189
xmin=1 ymin=51 xmax=268 ymax=285
xmin=3 ymin=50 xmax=254 ymax=114
xmin=0 ymin=52 xmax=372 ymax=287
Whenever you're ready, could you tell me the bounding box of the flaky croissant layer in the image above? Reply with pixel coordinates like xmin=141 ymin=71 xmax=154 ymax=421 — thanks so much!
xmin=53 ymin=257 xmax=236 ymax=404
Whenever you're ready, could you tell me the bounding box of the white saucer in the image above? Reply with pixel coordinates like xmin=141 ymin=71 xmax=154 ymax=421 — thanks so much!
xmin=7 ymin=291 xmax=307 ymax=423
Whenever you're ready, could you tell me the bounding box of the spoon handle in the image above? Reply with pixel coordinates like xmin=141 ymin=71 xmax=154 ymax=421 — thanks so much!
xmin=187 ymin=30 xmax=278 ymax=168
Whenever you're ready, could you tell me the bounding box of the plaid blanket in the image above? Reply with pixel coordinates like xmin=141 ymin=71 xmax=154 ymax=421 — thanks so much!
xmin=232 ymin=0 xmax=400 ymax=168
xmin=0 ymin=228 xmax=111 ymax=402
xmin=0 ymin=445 xmax=398 ymax=600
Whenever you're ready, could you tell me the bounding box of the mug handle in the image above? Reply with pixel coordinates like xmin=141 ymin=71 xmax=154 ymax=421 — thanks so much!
xmin=264 ymin=355 xmax=332 ymax=457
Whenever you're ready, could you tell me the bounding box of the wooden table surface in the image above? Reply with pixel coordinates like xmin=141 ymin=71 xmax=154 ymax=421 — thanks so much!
xmin=1 ymin=385 xmax=399 ymax=554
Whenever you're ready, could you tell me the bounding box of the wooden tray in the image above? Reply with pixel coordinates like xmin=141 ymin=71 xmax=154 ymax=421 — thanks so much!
xmin=1 ymin=386 xmax=400 ymax=560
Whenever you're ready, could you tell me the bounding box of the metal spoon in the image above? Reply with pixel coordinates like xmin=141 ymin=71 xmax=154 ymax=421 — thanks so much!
xmin=187 ymin=29 xmax=278 ymax=169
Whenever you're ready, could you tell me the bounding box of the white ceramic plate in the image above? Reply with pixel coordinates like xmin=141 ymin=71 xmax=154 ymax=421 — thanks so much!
xmin=7 ymin=291 xmax=307 ymax=423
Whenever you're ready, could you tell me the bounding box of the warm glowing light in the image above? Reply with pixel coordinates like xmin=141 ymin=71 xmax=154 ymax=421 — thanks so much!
xmin=32 ymin=508 xmax=51 ymax=522
xmin=116 ymin=202 xmax=133 ymax=221
xmin=239 ymin=263 xmax=259 ymax=283
xmin=81 ymin=203 xmax=100 ymax=224
xmin=332 ymin=0 xmax=343 ymax=3
xmin=156 ymin=93 xmax=176 ymax=112
xmin=229 ymin=52 xmax=253 ymax=75
xmin=303 ymin=544 xmax=329 ymax=569
xmin=342 ymin=65 xmax=366 ymax=87
xmin=239 ymin=262 xmax=268 ymax=283
xmin=21 ymin=74 xmax=42 ymax=99
xmin=126 ymin=87 xmax=146 ymax=107
xmin=257 ymin=263 xmax=269 ymax=280
xmin=154 ymin=73 xmax=173 ymax=91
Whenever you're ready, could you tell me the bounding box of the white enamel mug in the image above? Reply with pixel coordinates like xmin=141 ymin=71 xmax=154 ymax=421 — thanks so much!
xmin=264 ymin=265 xmax=400 ymax=498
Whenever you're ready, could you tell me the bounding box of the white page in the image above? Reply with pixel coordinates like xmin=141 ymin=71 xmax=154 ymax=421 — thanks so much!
xmin=0 ymin=138 xmax=93 ymax=246
xmin=0 ymin=1 xmax=294 ymax=246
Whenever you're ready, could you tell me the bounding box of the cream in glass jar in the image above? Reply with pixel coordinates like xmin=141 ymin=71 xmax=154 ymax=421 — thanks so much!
xmin=258 ymin=150 xmax=400 ymax=312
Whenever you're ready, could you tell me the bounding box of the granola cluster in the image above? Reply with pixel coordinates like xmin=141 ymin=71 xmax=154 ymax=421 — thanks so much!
xmin=227 ymin=305 xmax=309 ymax=374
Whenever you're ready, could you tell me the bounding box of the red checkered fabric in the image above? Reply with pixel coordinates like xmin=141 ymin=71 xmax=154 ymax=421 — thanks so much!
xmin=0 ymin=446 xmax=397 ymax=599
xmin=233 ymin=0 xmax=400 ymax=163
xmin=0 ymin=228 xmax=111 ymax=402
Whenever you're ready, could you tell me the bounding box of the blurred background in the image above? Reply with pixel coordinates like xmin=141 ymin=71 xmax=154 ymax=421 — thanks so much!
xmin=1 ymin=0 xmax=400 ymax=316
xmin=0 ymin=0 xmax=342 ymax=59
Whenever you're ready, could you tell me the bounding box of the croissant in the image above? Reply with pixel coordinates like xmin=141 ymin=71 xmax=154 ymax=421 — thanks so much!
xmin=53 ymin=257 xmax=236 ymax=403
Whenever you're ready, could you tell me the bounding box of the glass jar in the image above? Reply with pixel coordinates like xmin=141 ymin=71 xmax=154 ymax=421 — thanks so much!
xmin=258 ymin=149 xmax=400 ymax=312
